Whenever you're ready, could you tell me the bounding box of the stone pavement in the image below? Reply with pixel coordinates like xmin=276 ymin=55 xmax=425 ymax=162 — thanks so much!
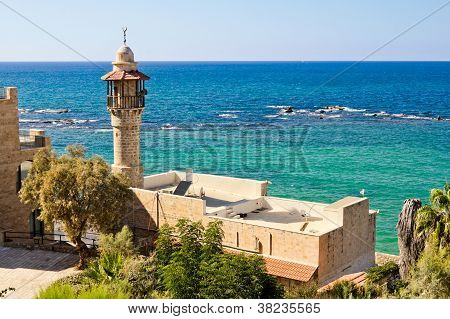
xmin=0 ymin=246 xmax=79 ymax=299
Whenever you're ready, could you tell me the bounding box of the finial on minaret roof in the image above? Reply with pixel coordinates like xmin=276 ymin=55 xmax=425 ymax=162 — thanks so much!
xmin=122 ymin=26 xmax=127 ymax=45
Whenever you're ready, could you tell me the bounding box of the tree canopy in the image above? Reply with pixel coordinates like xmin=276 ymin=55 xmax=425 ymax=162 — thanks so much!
xmin=416 ymin=182 xmax=450 ymax=249
xmin=19 ymin=145 xmax=132 ymax=268
xmin=154 ymin=219 xmax=284 ymax=299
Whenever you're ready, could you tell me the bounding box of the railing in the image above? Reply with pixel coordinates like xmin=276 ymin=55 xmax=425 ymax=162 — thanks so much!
xmin=3 ymin=231 xmax=98 ymax=248
xmin=0 ymin=87 xmax=6 ymax=99
xmin=3 ymin=226 xmax=154 ymax=250
xmin=107 ymin=95 xmax=145 ymax=109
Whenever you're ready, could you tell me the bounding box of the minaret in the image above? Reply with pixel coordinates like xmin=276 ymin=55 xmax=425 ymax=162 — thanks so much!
xmin=101 ymin=29 xmax=149 ymax=188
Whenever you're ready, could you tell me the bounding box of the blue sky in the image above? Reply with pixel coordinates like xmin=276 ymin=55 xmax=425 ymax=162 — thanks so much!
xmin=0 ymin=0 xmax=449 ymax=61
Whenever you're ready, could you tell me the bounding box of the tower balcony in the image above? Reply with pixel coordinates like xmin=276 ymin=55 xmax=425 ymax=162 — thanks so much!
xmin=107 ymin=95 xmax=145 ymax=109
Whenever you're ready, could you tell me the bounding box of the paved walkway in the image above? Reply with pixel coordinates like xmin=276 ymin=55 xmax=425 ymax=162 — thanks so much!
xmin=0 ymin=246 xmax=79 ymax=299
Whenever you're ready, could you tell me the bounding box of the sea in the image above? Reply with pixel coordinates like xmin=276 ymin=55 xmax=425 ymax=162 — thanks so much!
xmin=1 ymin=61 xmax=449 ymax=254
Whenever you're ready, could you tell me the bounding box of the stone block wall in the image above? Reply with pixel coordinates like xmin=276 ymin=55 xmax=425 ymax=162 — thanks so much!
xmin=0 ymin=87 xmax=50 ymax=234
xmin=110 ymin=108 xmax=143 ymax=187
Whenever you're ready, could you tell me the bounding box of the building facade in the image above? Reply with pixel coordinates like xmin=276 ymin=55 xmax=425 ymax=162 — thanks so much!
xmin=126 ymin=171 xmax=377 ymax=286
xmin=0 ymin=87 xmax=51 ymax=242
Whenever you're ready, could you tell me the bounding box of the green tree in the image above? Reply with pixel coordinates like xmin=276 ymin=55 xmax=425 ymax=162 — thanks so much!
xmin=156 ymin=219 xmax=284 ymax=299
xmin=199 ymin=253 xmax=284 ymax=299
xmin=162 ymin=220 xmax=204 ymax=298
xmin=416 ymin=182 xmax=450 ymax=249
xmin=201 ymin=220 xmax=224 ymax=259
xmin=154 ymin=224 xmax=175 ymax=268
xmin=19 ymin=145 xmax=132 ymax=268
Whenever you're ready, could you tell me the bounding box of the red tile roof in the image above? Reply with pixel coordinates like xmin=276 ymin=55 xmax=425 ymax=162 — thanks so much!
xmin=263 ymin=256 xmax=318 ymax=282
xmin=319 ymin=272 xmax=367 ymax=292
xmin=101 ymin=70 xmax=150 ymax=81
xmin=224 ymin=248 xmax=317 ymax=282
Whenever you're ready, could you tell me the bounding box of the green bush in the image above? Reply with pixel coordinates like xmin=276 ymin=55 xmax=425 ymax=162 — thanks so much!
xmin=86 ymin=252 xmax=125 ymax=282
xmin=401 ymin=243 xmax=450 ymax=298
xmin=53 ymin=273 xmax=95 ymax=296
xmin=319 ymin=280 xmax=377 ymax=299
xmin=37 ymin=283 xmax=75 ymax=299
xmin=98 ymin=226 xmax=136 ymax=258
xmin=156 ymin=219 xmax=284 ymax=299
xmin=367 ymin=261 xmax=399 ymax=283
xmin=37 ymin=278 xmax=129 ymax=299
xmin=122 ymin=256 xmax=157 ymax=298
xmin=199 ymin=253 xmax=284 ymax=299
xmin=77 ymin=284 xmax=129 ymax=299
xmin=284 ymin=282 xmax=318 ymax=299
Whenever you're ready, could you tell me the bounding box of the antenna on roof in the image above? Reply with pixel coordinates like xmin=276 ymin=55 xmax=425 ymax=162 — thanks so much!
xmin=122 ymin=26 xmax=128 ymax=45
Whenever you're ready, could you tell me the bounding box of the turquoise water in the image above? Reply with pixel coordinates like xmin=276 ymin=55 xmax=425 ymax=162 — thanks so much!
xmin=1 ymin=61 xmax=449 ymax=253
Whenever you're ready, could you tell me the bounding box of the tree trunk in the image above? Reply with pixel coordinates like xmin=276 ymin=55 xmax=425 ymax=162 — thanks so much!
xmin=74 ymin=236 xmax=89 ymax=270
xmin=396 ymin=198 xmax=425 ymax=279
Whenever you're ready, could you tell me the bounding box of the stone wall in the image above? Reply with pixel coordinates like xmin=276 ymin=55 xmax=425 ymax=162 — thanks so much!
xmin=110 ymin=108 xmax=143 ymax=188
xmin=0 ymin=87 xmax=50 ymax=234
xmin=318 ymin=197 xmax=376 ymax=283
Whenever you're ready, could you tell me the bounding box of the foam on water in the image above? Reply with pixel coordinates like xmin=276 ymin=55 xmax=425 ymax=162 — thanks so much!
xmin=218 ymin=113 xmax=239 ymax=119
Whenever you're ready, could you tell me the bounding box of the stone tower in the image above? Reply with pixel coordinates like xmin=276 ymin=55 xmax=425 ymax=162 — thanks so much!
xmin=101 ymin=34 xmax=149 ymax=188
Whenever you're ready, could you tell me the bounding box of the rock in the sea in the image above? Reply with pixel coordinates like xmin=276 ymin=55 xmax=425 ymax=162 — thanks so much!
xmin=283 ymin=106 xmax=294 ymax=113
xmin=396 ymin=198 xmax=425 ymax=279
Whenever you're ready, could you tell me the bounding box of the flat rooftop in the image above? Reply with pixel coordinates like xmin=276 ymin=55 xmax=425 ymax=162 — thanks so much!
xmin=142 ymin=171 xmax=369 ymax=236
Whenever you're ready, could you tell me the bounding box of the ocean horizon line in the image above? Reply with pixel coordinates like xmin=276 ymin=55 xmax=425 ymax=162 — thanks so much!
xmin=1 ymin=60 xmax=450 ymax=64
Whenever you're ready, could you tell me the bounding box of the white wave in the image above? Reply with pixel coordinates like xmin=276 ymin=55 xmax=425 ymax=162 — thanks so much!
xmin=161 ymin=123 xmax=180 ymax=130
xmin=341 ymin=106 xmax=366 ymax=112
xmin=221 ymin=110 xmax=242 ymax=113
xmin=218 ymin=113 xmax=238 ymax=119
xmin=264 ymin=114 xmax=279 ymax=118
xmin=391 ymin=114 xmax=433 ymax=120
xmin=316 ymin=105 xmax=366 ymax=113
xmin=94 ymin=128 xmax=113 ymax=132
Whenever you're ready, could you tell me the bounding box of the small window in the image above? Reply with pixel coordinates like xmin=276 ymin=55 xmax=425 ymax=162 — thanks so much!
xmin=269 ymin=233 xmax=273 ymax=255
xmin=236 ymin=232 xmax=239 ymax=247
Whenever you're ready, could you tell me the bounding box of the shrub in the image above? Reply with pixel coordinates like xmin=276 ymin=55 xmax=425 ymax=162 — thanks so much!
xmin=37 ymin=283 xmax=75 ymax=299
xmin=285 ymin=282 xmax=318 ymax=299
xmin=122 ymin=256 xmax=157 ymax=298
xmin=86 ymin=252 xmax=125 ymax=282
xmin=319 ymin=280 xmax=377 ymax=299
xmin=77 ymin=284 xmax=129 ymax=299
xmin=367 ymin=261 xmax=399 ymax=283
xmin=402 ymin=243 xmax=450 ymax=298
xmin=53 ymin=273 xmax=95 ymax=296
xmin=37 ymin=278 xmax=129 ymax=299
xmin=199 ymin=253 xmax=283 ymax=299
xmin=99 ymin=226 xmax=136 ymax=258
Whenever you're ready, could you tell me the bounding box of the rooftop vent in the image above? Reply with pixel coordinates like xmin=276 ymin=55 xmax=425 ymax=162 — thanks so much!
xmin=185 ymin=168 xmax=193 ymax=183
